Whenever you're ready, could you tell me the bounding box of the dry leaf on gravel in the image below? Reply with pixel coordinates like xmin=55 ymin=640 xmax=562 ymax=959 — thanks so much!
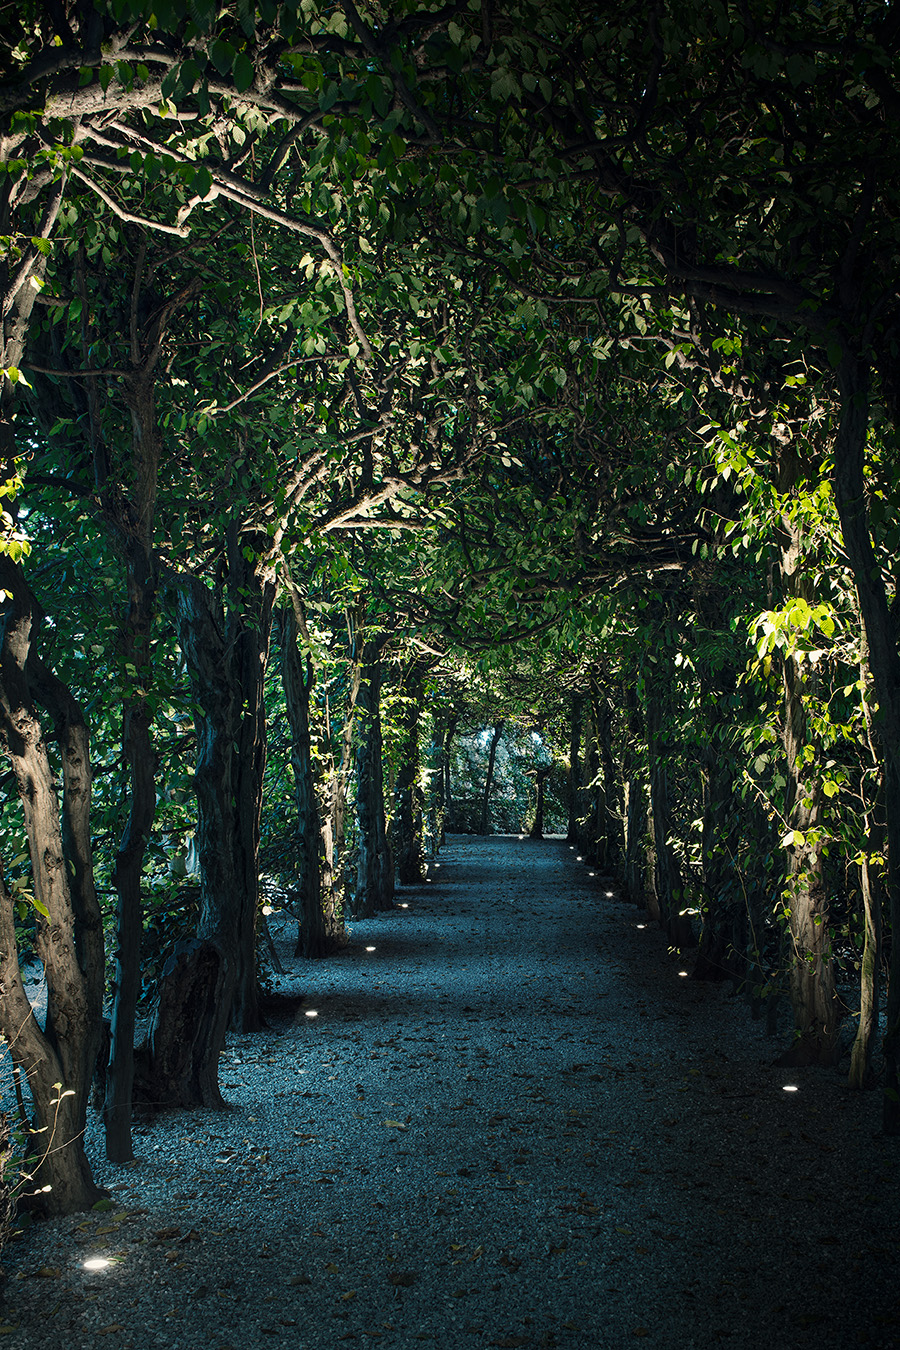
xmin=387 ymin=1271 xmax=416 ymax=1287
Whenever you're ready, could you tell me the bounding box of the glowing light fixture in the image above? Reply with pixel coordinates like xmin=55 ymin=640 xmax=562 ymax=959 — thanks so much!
xmin=365 ymin=946 xmax=376 ymax=952
xmin=678 ymin=970 xmax=689 ymax=977
xmin=636 ymin=924 xmax=646 ymax=930
xmin=605 ymin=890 xmax=614 ymax=897
xmin=304 ymin=1009 xmax=318 ymax=1018
xmin=783 ymin=1084 xmax=799 ymax=1093
xmin=399 ymin=903 xmax=409 ymax=908
xmin=83 ymin=1256 xmax=112 ymax=1271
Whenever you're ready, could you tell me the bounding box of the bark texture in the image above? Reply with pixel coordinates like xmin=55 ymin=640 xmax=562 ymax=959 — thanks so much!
xmin=0 ymin=558 xmax=104 ymax=1213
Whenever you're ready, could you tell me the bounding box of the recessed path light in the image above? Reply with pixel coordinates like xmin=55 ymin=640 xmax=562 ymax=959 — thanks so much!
xmin=304 ymin=1009 xmax=318 ymax=1018
xmin=365 ymin=946 xmax=376 ymax=952
xmin=83 ymin=1256 xmax=112 ymax=1271
xmin=783 ymin=1084 xmax=799 ymax=1093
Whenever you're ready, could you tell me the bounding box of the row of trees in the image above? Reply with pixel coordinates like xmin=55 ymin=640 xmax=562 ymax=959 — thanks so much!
xmin=2 ymin=0 xmax=900 ymax=1221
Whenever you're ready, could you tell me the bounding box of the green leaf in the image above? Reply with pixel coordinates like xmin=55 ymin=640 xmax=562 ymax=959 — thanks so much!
xmin=209 ymin=40 xmax=236 ymax=76
xmin=233 ymin=52 xmax=254 ymax=93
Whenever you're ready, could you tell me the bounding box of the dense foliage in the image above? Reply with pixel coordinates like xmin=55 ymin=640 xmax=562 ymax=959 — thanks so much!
xmin=2 ymin=0 xmax=900 ymax=1224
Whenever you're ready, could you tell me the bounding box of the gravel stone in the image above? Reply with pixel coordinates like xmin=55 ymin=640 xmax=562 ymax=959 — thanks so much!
xmin=2 ymin=836 xmax=898 ymax=1349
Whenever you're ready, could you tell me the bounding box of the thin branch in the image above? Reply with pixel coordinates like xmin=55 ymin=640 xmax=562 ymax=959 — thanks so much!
xmin=70 ymin=165 xmax=188 ymax=237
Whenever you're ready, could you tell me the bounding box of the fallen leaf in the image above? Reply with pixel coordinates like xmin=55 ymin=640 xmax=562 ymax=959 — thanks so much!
xmin=632 ymin=1329 xmax=651 ymax=1338
xmin=289 ymin=1274 xmax=312 ymax=1286
xmin=325 ymin=1263 xmax=340 ymax=1274
xmin=341 ymin=1290 xmax=356 ymax=1301
xmin=383 ymin=1120 xmax=406 ymax=1130
xmin=34 ymin=1268 xmax=60 ymax=1278
xmin=388 ymin=1271 xmax=416 ymax=1287
xmin=615 ymin=1226 xmax=633 ymax=1235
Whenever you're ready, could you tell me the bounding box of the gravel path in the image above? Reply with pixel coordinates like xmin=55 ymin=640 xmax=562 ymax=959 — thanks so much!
xmin=2 ymin=835 xmax=898 ymax=1349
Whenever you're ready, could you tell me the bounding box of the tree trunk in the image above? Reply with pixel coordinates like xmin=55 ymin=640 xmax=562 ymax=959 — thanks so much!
xmin=849 ymin=629 xmax=884 ymax=1090
xmin=831 ymin=356 xmax=900 ymax=1123
xmin=104 ymin=361 xmax=160 ymax=1162
xmin=479 ymin=719 xmax=505 ymax=836
xmin=438 ymin=712 xmax=458 ymax=844
xmin=566 ymin=694 xmax=583 ymax=844
xmin=644 ymin=661 xmax=694 ymax=948
xmin=529 ymin=766 xmax=552 ymax=840
xmin=354 ymin=641 xmax=394 ymax=916
xmin=621 ymin=686 xmax=647 ymax=906
xmin=773 ymin=497 xmax=840 ymax=1067
xmin=104 ymin=553 xmax=156 ymax=1160
xmin=0 ymin=559 xmax=104 ymax=1213
xmin=592 ymin=681 xmax=624 ymax=872
xmin=395 ymin=662 xmax=426 ymax=884
xmin=278 ymin=600 xmax=341 ymax=959
xmin=143 ymin=540 xmax=275 ymax=1106
xmin=176 ymin=538 xmax=275 ymax=1033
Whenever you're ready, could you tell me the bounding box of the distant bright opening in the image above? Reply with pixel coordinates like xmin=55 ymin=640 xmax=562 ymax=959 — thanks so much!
xmin=83 ymin=1256 xmax=112 ymax=1271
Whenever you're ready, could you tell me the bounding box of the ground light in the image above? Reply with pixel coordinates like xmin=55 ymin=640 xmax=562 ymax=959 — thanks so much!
xmin=83 ymin=1257 xmax=112 ymax=1271
xmin=783 ymin=1085 xmax=799 ymax=1093
xmin=365 ymin=946 xmax=376 ymax=952
xmin=636 ymin=924 xmax=646 ymax=930
xmin=678 ymin=971 xmax=689 ymax=977
xmin=304 ymin=1009 xmax=318 ymax=1018
xmin=399 ymin=903 xmax=409 ymax=908
xmin=605 ymin=891 xmax=614 ymax=897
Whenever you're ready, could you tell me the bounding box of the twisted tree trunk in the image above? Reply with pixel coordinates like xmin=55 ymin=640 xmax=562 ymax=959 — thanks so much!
xmin=0 ymin=558 xmax=104 ymax=1213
